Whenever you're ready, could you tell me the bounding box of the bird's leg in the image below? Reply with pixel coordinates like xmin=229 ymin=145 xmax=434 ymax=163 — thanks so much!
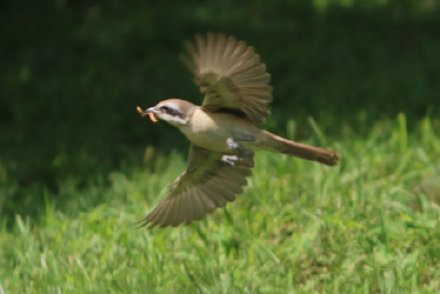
xmin=222 ymin=137 xmax=254 ymax=166
xmin=226 ymin=137 xmax=254 ymax=157
xmin=221 ymin=154 xmax=240 ymax=166
xmin=226 ymin=137 xmax=241 ymax=150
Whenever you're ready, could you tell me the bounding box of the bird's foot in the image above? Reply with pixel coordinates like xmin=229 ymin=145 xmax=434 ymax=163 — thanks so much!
xmin=227 ymin=135 xmax=255 ymax=147
xmin=226 ymin=138 xmax=240 ymax=150
xmin=226 ymin=137 xmax=254 ymax=159
xmin=221 ymin=155 xmax=240 ymax=166
xmin=227 ymin=137 xmax=254 ymax=159
xmin=226 ymin=136 xmax=255 ymax=150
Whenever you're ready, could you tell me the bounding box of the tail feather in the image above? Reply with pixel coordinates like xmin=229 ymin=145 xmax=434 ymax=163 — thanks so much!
xmin=260 ymin=131 xmax=340 ymax=166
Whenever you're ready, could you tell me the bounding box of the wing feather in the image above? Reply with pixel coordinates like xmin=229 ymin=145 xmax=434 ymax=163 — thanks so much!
xmin=139 ymin=145 xmax=254 ymax=228
xmin=181 ymin=33 xmax=273 ymax=124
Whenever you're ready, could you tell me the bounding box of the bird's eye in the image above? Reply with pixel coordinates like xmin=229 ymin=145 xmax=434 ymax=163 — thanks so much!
xmin=160 ymin=105 xmax=178 ymax=115
xmin=160 ymin=106 xmax=170 ymax=112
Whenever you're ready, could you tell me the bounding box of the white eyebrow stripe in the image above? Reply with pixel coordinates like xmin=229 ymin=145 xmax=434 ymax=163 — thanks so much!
xmin=159 ymin=102 xmax=181 ymax=113
xmin=166 ymin=103 xmax=181 ymax=112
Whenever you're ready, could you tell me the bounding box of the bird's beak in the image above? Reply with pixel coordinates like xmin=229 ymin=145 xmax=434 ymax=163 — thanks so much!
xmin=136 ymin=106 xmax=159 ymax=123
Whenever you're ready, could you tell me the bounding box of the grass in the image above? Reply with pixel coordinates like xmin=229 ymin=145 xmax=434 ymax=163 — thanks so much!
xmin=1 ymin=114 xmax=439 ymax=293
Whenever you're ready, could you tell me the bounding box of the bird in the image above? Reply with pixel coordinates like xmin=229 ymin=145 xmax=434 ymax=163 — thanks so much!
xmin=136 ymin=33 xmax=340 ymax=228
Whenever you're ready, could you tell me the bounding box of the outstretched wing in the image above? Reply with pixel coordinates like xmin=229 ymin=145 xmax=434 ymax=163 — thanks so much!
xmin=181 ymin=33 xmax=273 ymax=124
xmin=139 ymin=145 xmax=254 ymax=228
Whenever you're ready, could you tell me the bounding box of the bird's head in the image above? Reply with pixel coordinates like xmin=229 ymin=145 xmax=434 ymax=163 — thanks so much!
xmin=137 ymin=99 xmax=195 ymax=127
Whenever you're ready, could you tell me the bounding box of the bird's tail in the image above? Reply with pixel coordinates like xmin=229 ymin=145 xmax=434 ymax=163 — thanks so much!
xmin=259 ymin=130 xmax=340 ymax=166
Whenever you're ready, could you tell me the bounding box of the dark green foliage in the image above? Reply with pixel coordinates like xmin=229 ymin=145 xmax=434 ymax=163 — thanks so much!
xmin=1 ymin=2 xmax=440 ymax=292
xmin=0 ymin=1 xmax=439 ymax=222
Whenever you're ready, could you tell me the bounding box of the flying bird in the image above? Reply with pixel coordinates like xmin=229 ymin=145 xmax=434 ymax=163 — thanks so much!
xmin=137 ymin=33 xmax=340 ymax=228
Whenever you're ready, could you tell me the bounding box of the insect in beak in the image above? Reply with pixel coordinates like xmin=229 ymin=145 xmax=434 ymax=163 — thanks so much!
xmin=136 ymin=106 xmax=158 ymax=123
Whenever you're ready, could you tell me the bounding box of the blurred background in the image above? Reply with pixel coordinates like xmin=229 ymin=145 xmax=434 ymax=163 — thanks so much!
xmin=1 ymin=0 xmax=439 ymax=224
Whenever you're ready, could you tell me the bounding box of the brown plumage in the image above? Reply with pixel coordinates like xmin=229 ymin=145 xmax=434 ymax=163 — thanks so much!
xmin=137 ymin=33 xmax=340 ymax=228
xmin=138 ymin=145 xmax=253 ymax=228
xmin=181 ymin=33 xmax=272 ymax=124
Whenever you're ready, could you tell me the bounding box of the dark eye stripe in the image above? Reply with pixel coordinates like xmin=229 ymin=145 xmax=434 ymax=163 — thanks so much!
xmin=161 ymin=105 xmax=180 ymax=116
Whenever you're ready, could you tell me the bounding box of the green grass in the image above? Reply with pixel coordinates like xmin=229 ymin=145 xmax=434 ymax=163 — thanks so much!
xmin=1 ymin=114 xmax=439 ymax=293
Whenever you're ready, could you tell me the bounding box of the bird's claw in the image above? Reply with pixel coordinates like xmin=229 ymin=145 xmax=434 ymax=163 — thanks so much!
xmin=226 ymin=138 xmax=240 ymax=150
xmin=227 ymin=136 xmax=255 ymax=149
xmin=226 ymin=137 xmax=254 ymax=159
xmin=221 ymin=155 xmax=239 ymax=166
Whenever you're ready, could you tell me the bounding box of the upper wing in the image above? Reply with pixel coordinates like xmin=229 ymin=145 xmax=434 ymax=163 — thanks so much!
xmin=181 ymin=33 xmax=273 ymax=124
xmin=139 ymin=145 xmax=254 ymax=228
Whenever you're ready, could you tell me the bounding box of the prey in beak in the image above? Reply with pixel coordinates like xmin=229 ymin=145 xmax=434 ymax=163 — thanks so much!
xmin=136 ymin=106 xmax=158 ymax=123
xmin=135 ymin=34 xmax=340 ymax=229
xmin=136 ymin=99 xmax=192 ymax=127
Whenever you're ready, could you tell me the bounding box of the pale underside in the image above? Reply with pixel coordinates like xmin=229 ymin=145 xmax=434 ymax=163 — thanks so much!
xmin=142 ymin=33 xmax=272 ymax=228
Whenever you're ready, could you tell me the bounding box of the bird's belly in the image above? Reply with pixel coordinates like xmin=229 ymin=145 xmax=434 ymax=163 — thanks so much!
xmin=182 ymin=124 xmax=231 ymax=153
xmin=179 ymin=111 xmax=258 ymax=153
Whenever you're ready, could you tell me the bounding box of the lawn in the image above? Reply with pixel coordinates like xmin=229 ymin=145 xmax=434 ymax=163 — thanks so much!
xmin=1 ymin=114 xmax=439 ymax=293
xmin=1 ymin=2 xmax=440 ymax=292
